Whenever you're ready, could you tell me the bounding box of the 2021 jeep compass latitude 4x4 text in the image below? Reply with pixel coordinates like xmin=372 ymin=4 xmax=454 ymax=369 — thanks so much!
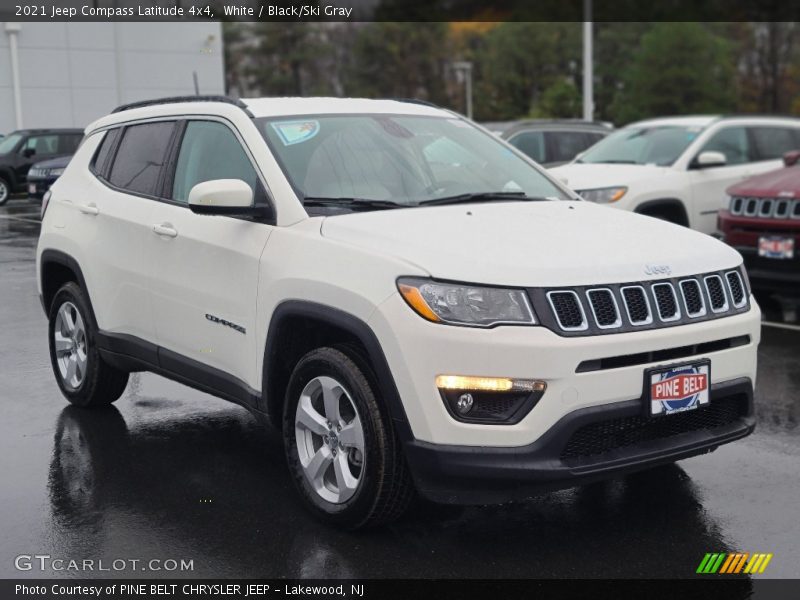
xmin=37 ymin=97 xmax=760 ymax=528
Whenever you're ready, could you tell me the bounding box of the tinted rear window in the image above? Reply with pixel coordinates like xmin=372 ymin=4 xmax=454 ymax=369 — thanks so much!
xmin=108 ymin=122 xmax=175 ymax=196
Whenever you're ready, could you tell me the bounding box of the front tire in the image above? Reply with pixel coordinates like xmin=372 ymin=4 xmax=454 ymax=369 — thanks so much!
xmin=48 ymin=282 xmax=129 ymax=407
xmin=0 ymin=177 xmax=11 ymax=206
xmin=283 ymin=347 xmax=414 ymax=528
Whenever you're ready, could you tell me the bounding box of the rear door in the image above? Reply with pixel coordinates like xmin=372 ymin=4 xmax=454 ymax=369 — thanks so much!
xmin=144 ymin=118 xmax=273 ymax=388
xmin=81 ymin=121 xmax=175 ymax=343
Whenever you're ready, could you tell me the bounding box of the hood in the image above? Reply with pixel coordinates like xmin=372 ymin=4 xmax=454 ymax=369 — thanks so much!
xmin=320 ymin=201 xmax=742 ymax=287
xmin=727 ymin=165 xmax=800 ymax=198
xmin=32 ymin=155 xmax=72 ymax=169
xmin=549 ymin=162 xmax=673 ymax=191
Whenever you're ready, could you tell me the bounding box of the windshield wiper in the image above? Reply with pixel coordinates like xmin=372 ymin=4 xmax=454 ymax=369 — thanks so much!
xmin=589 ymin=159 xmax=638 ymax=164
xmin=302 ymin=197 xmax=407 ymax=211
xmin=418 ymin=192 xmax=545 ymax=206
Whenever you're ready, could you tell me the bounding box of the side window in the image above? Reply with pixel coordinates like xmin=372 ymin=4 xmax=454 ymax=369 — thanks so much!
xmin=22 ymin=135 xmax=59 ymax=156
xmin=108 ymin=122 xmax=175 ymax=196
xmin=171 ymin=121 xmax=258 ymax=203
xmin=58 ymin=134 xmax=82 ymax=154
xmin=91 ymin=129 xmax=120 ymax=177
xmin=547 ymin=131 xmax=592 ymax=164
xmin=698 ymin=127 xmax=750 ymax=165
xmin=750 ymin=127 xmax=799 ymax=161
xmin=508 ymin=131 xmax=546 ymax=163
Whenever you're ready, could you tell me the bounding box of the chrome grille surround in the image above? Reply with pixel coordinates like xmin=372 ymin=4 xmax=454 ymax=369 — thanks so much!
xmin=679 ymin=279 xmax=707 ymax=318
xmin=730 ymin=196 xmax=800 ymax=219
xmin=586 ymin=288 xmax=622 ymax=329
xmin=546 ymin=290 xmax=588 ymax=332
xmin=530 ymin=268 xmax=749 ymax=336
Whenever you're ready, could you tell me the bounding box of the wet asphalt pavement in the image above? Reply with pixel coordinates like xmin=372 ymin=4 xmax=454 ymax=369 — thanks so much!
xmin=1 ymin=197 xmax=799 ymax=580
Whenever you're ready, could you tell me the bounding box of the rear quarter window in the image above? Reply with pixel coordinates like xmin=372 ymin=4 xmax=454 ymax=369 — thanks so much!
xmin=90 ymin=129 xmax=120 ymax=178
xmin=108 ymin=122 xmax=175 ymax=196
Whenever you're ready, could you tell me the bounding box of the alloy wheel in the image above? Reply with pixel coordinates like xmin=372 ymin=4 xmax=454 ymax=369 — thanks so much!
xmin=54 ymin=302 xmax=88 ymax=390
xmin=294 ymin=376 xmax=365 ymax=504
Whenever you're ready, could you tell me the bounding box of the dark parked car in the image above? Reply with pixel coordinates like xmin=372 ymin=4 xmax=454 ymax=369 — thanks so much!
xmin=0 ymin=128 xmax=83 ymax=206
xmin=483 ymin=119 xmax=613 ymax=167
xmin=27 ymin=155 xmax=72 ymax=201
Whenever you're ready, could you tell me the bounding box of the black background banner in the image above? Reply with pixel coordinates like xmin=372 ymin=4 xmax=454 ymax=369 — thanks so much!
xmin=1 ymin=0 xmax=800 ymax=22
xmin=4 ymin=579 xmax=800 ymax=600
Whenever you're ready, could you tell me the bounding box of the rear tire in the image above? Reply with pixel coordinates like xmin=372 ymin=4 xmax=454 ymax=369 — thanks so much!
xmin=283 ymin=347 xmax=414 ymax=529
xmin=48 ymin=282 xmax=129 ymax=407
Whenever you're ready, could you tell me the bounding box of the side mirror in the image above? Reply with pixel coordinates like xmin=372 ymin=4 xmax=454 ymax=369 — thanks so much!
xmin=188 ymin=179 xmax=255 ymax=215
xmin=22 ymin=148 xmax=36 ymax=158
xmin=783 ymin=150 xmax=800 ymax=166
xmin=694 ymin=151 xmax=727 ymax=169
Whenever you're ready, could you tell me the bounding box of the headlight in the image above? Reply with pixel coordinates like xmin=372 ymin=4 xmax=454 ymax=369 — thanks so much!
xmin=397 ymin=278 xmax=536 ymax=327
xmin=577 ymin=186 xmax=627 ymax=203
xmin=50 ymin=168 xmax=65 ymax=177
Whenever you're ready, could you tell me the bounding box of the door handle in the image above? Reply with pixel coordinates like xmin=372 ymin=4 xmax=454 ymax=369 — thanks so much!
xmin=79 ymin=203 xmax=99 ymax=216
xmin=152 ymin=223 xmax=178 ymax=238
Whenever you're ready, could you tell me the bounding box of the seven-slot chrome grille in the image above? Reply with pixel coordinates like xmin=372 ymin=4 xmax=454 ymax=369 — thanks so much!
xmin=529 ymin=268 xmax=749 ymax=336
xmin=729 ymin=196 xmax=800 ymax=219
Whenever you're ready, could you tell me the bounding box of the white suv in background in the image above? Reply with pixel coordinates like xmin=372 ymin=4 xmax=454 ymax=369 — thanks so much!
xmin=551 ymin=115 xmax=800 ymax=234
xmin=37 ymin=97 xmax=760 ymax=528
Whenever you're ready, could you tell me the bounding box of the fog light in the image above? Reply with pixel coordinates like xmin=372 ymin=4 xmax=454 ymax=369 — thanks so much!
xmin=456 ymin=393 xmax=474 ymax=414
xmin=436 ymin=375 xmax=547 ymax=425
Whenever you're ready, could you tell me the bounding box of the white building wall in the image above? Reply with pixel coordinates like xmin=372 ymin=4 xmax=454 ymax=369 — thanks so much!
xmin=0 ymin=22 xmax=224 ymax=133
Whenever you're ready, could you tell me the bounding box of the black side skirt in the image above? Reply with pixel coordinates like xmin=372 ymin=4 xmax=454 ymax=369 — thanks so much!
xmin=95 ymin=331 xmax=266 ymax=422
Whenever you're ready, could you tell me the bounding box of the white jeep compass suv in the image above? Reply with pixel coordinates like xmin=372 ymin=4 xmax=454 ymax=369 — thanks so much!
xmin=551 ymin=115 xmax=800 ymax=234
xmin=37 ymin=97 xmax=760 ymax=528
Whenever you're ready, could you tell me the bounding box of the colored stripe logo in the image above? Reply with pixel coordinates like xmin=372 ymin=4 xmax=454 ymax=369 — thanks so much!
xmin=697 ymin=552 xmax=773 ymax=574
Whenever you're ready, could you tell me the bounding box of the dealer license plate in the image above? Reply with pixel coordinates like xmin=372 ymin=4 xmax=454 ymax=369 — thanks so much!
xmin=28 ymin=183 xmax=37 ymax=194
xmin=647 ymin=361 xmax=710 ymax=416
xmin=758 ymin=236 xmax=794 ymax=260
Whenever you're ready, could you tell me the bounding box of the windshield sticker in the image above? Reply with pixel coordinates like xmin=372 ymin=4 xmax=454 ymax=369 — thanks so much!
xmin=271 ymin=120 xmax=320 ymax=146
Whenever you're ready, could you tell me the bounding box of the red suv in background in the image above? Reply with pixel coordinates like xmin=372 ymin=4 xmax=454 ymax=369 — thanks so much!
xmin=719 ymin=151 xmax=800 ymax=293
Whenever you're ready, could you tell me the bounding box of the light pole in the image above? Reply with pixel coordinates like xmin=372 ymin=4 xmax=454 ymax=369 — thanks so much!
xmin=582 ymin=0 xmax=594 ymax=122
xmin=452 ymin=61 xmax=473 ymax=120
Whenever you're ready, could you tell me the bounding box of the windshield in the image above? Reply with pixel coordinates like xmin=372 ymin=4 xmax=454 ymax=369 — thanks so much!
xmin=256 ymin=115 xmax=568 ymax=208
xmin=0 ymin=133 xmax=22 ymax=155
xmin=578 ymin=125 xmax=702 ymax=166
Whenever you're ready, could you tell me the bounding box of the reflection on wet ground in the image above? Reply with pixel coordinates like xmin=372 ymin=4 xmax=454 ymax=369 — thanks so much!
xmin=1 ymin=198 xmax=798 ymax=579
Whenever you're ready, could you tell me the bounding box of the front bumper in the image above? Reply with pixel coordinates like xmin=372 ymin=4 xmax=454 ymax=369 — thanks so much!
xmin=405 ymin=378 xmax=754 ymax=504
xmin=26 ymin=178 xmax=55 ymax=200
xmin=737 ymin=247 xmax=800 ymax=292
xmin=369 ymin=293 xmax=760 ymax=447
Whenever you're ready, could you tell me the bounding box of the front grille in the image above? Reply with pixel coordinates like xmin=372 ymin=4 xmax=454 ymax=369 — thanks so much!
xmin=705 ymin=275 xmax=728 ymax=312
xmin=652 ymin=283 xmax=679 ymax=321
xmin=726 ymin=271 xmax=746 ymax=307
xmin=547 ymin=291 xmax=587 ymax=330
xmin=621 ymin=286 xmax=651 ymax=325
xmin=534 ymin=268 xmax=748 ymax=336
xmin=560 ymin=395 xmax=749 ymax=463
xmin=587 ymin=289 xmax=620 ymax=328
xmin=679 ymin=279 xmax=705 ymax=317
xmin=730 ymin=196 xmax=800 ymax=220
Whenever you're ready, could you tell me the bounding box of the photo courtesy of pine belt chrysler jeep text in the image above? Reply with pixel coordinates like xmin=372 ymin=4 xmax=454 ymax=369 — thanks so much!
xmin=36 ymin=97 xmax=760 ymax=528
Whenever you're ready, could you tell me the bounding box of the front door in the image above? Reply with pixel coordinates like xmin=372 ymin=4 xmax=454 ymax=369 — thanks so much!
xmin=145 ymin=119 xmax=273 ymax=389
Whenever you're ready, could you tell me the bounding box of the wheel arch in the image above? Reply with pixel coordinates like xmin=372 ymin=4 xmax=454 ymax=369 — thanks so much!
xmin=39 ymin=250 xmax=97 ymax=327
xmin=634 ymin=198 xmax=690 ymax=227
xmin=262 ymin=300 xmax=413 ymax=440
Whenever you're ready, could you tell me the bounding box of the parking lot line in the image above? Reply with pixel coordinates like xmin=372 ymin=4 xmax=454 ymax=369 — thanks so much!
xmin=762 ymin=321 xmax=800 ymax=332
xmin=0 ymin=214 xmax=41 ymax=224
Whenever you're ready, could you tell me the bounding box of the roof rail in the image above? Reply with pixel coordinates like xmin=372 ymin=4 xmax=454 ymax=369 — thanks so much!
xmin=112 ymin=95 xmax=254 ymax=117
